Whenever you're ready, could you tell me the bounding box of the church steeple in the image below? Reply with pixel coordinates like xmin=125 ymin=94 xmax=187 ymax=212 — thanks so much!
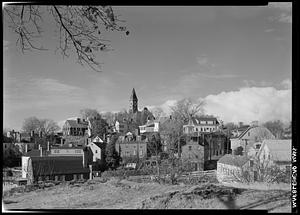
xmin=129 ymin=88 xmax=138 ymax=113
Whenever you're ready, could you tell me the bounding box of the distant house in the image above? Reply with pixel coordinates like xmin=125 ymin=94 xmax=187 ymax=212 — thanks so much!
xmin=62 ymin=118 xmax=88 ymax=136
xmin=87 ymin=136 xmax=105 ymax=162
xmin=181 ymin=137 xmax=205 ymax=171
xmin=231 ymin=125 xmax=250 ymax=138
xmin=3 ymin=142 xmax=16 ymax=156
xmin=245 ymin=142 xmax=262 ymax=158
xmin=181 ymin=131 xmax=229 ymax=171
xmin=139 ymin=119 xmax=159 ymax=134
xmin=22 ymin=156 xmax=90 ymax=184
xmin=230 ymin=126 xmax=275 ymax=155
xmin=49 ymin=145 xmax=84 ymax=157
xmin=15 ymin=142 xmax=35 ymax=154
xmin=256 ymin=139 xmax=291 ymax=170
xmin=183 ymin=116 xmax=220 ymax=135
xmin=115 ymin=134 xmax=147 ymax=159
xmin=217 ymin=154 xmax=251 ymax=183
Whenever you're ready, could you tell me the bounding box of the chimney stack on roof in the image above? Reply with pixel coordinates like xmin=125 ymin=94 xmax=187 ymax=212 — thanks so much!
xmin=83 ymin=148 xmax=88 ymax=168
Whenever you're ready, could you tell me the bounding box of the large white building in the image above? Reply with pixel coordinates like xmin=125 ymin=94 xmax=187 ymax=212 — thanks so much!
xmin=183 ymin=117 xmax=220 ymax=135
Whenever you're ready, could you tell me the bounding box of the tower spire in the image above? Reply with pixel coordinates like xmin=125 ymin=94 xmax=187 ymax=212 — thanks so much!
xmin=129 ymin=88 xmax=138 ymax=113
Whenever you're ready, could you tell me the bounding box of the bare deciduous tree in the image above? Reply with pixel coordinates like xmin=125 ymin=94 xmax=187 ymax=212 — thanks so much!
xmin=170 ymin=98 xmax=205 ymax=123
xmin=4 ymin=5 xmax=128 ymax=72
xmin=22 ymin=116 xmax=60 ymax=135
xmin=151 ymin=107 xmax=165 ymax=119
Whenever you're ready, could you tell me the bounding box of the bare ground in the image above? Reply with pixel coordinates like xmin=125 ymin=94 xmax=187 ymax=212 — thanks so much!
xmin=2 ymin=178 xmax=291 ymax=212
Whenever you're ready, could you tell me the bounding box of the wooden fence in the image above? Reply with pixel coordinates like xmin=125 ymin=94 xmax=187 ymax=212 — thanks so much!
xmin=180 ymin=170 xmax=216 ymax=178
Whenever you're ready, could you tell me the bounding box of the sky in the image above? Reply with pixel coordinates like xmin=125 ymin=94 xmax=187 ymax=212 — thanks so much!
xmin=3 ymin=3 xmax=292 ymax=131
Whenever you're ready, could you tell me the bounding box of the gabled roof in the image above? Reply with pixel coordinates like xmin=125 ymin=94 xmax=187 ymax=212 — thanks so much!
xmin=218 ymin=154 xmax=249 ymax=167
xmin=64 ymin=120 xmax=88 ymax=128
xmin=30 ymin=156 xmax=90 ymax=176
xmin=260 ymin=139 xmax=291 ymax=162
xmin=92 ymin=136 xmax=103 ymax=143
xmin=184 ymin=116 xmax=219 ymax=126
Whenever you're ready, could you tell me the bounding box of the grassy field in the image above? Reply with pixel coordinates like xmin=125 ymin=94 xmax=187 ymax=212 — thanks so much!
xmin=2 ymin=177 xmax=291 ymax=212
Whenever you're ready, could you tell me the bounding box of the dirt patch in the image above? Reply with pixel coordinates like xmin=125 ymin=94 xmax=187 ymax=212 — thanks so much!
xmin=139 ymin=183 xmax=246 ymax=209
xmin=2 ymin=178 xmax=291 ymax=212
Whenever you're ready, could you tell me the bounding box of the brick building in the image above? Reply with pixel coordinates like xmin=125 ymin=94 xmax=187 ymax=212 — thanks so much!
xmin=115 ymin=133 xmax=147 ymax=160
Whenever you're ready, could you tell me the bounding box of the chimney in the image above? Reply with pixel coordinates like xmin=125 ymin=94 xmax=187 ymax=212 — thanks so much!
xmin=89 ymin=165 xmax=93 ymax=180
xmin=169 ymin=115 xmax=172 ymax=120
xmin=40 ymin=147 xmax=43 ymax=157
xmin=77 ymin=118 xmax=80 ymax=124
xmin=83 ymin=148 xmax=88 ymax=168
xmin=47 ymin=141 xmax=50 ymax=151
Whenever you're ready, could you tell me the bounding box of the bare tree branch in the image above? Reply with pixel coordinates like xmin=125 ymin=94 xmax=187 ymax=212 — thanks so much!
xmin=4 ymin=5 xmax=128 ymax=72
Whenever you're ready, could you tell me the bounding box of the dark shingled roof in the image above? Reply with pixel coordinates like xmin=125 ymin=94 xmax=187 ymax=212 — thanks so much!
xmin=65 ymin=120 xmax=88 ymax=128
xmin=218 ymin=154 xmax=249 ymax=167
xmin=31 ymin=156 xmax=90 ymax=176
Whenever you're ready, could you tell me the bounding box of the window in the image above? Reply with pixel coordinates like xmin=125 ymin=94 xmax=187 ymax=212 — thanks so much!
xmin=216 ymin=150 xmax=218 ymax=156
xmin=189 ymin=146 xmax=192 ymax=151
xmin=95 ymin=150 xmax=98 ymax=154
xmin=250 ymin=160 xmax=254 ymax=167
xmin=140 ymin=150 xmax=143 ymax=156
xmin=133 ymin=150 xmax=136 ymax=155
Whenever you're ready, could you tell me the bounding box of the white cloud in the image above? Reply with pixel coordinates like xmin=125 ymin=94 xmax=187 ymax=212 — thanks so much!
xmin=203 ymin=86 xmax=291 ymax=124
xmin=158 ymin=100 xmax=178 ymax=115
xmin=281 ymin=78 xmax=292 ymax=89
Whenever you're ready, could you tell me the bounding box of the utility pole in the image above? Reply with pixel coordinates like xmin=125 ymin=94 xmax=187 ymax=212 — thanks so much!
xmin=177 ymin=132 xmax=180 ymax=158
